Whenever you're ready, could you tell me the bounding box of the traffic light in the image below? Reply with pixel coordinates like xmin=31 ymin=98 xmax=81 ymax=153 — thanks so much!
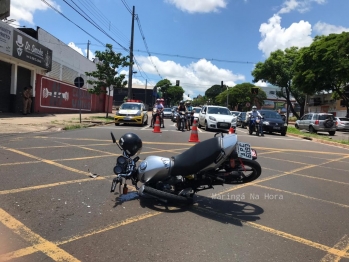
xmin=132 ymin=93 xmax=135 ymax=99
xmin=251 ymin=87 xmax=259 ymax=95
xmin=176 ymin=80 xmax=180 ymax=86
xmin=221 ymin=81 xmax=223 ymax=88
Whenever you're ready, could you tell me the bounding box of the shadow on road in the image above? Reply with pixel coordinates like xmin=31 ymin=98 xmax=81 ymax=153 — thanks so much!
xmin=138 ymin=194 xmax=264 ymax=227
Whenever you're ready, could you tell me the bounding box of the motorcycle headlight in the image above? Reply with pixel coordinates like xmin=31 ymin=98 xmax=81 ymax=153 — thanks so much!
xmin=209 ymin=116 xmax=216 ymax=121
xmin=114 ymin=156 xmax=128 ymax=174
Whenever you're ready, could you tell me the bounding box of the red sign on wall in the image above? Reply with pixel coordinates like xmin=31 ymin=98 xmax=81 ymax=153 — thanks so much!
xmin=39 ymin=77 xmax=92 ymax=111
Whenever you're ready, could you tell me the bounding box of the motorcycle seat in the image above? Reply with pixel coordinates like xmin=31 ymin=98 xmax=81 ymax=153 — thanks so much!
xmin=170 ymin=137 xmax=222 ymax=176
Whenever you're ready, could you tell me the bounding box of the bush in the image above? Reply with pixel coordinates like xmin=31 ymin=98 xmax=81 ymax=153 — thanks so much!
xmin=289 ymin=116 xmax=298 ymax=121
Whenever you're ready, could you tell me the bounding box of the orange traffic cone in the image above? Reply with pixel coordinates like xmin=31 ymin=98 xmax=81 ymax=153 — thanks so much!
xmin=188 ymin=118 xmax=200 ymax=142
xmin=229 ymin=125 xmax=235 ymax=134
xmin=152 ymin=115 xmax=162 ymax=133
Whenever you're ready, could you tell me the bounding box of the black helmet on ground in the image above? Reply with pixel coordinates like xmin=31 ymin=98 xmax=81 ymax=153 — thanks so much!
xmin=119 ymin=133 xmax=142 ymax=156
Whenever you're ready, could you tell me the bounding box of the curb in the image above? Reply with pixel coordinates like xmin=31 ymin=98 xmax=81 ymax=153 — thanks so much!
xmin=287 ymin=133 xmax=349 ymax=149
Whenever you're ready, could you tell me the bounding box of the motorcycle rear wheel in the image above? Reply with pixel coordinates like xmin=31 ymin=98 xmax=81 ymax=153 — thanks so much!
xmin=143 ymin=186 xmax=194 ymax=204
xmin=223 ymin=158 xmax=262 ymax=184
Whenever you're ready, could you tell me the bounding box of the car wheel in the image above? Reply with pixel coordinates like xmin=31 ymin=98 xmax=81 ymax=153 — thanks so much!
xmin=309 ymin=126 xmax=317 ymax=134
xmin=281 ymin=131 xmax=286 ymax=136
xmin=115 ymin=123 xmax=119 ymax=126
xmin=205 ymin=121 xmax=210 ymax=131
xmin=328 ymin=131 xmax=335 ymax=136
xmin=295 ymin=124 xmax=299 ymax=129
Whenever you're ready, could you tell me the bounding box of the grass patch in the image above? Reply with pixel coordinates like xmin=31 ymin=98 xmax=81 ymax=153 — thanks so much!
xmin=287 ymin=126 xmax=349 ymax=145
xmin=63 ymin=124 xmax=87 ymax=130
xmin=89 ymin=116 xmax=114 ymax=122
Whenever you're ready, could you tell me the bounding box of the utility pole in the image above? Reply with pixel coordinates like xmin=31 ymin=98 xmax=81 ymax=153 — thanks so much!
xmin=87 ymin=40 xmax=90 ymax=60
xmin=145 ymin=79 xmax=147 ymax=106
xmin=127 ymin=6 xmax=135 ymax=100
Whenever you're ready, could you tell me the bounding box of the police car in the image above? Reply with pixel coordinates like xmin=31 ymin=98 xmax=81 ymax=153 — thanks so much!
xmin=114 ymin=100 xmax=149 ymax=126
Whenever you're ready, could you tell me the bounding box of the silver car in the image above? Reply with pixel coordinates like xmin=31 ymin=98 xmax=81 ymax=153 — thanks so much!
xmin=295 ymin=113 xmax=336 ymax=135
xmin=335 ymin=117 xmax=349 ymax=131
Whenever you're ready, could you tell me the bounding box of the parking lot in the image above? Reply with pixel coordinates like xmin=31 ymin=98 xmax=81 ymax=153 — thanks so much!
xmin=1 ymin=118 xmax=349 ymax=262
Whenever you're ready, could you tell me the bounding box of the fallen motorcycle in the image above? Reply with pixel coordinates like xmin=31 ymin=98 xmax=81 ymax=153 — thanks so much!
xmin=110 ymin=132 xmax=261 ymax=204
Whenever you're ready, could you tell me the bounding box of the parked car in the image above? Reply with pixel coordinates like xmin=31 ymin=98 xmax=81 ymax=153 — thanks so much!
xmin=198 ymin=105 xmax=236 ymax=131
xmin=162 ymin=108 xmax=172 ymax=118
xmin=192 ymin=107 xmax=202 ymax=120
xmin=230 ymin=111 xmax=240 ymax=117
xmin=114 ymin=102 xmax=148 ymax=126
xmin=237 ymin=112 xmax=247 ymax=128
xmin=335 ymin=117 xmax=349 ymax=131
xmin=258 ymin=110 xmax=288 ymax=136
xmin=295 ymin=113 xmax=336 ymax=135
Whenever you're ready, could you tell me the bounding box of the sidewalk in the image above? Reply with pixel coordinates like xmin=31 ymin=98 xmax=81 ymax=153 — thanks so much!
xmin=0 ymin=112 xmax=116 ymax=134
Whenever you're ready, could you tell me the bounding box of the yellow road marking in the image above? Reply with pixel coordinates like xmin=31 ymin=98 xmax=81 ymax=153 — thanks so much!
xmin=217 ymin=165 xmax=316 ymax=196
xmin=260 ymin=155 xmax=309 ymax=165
xmin=192 ymin=206 xmax=349 ymax=259
xmin=0 ymin=160 xmax=41 ymax=166
xmin=0 ymin=176 xmax=113 ymax=195
xmin=216 ymin=155 xmax=349 ymax=196
xmin=1 ymin=211 xmax=162 ymax=261
xmin=320 ymin=234 xmax=349 ymax=262
xmin=0 ymin=208 xmax=80 ymax=262
xmin=252 ymin=147 xmax=349 ymax=156
xmin=1 ymin=147 xmax=90 ymax=176
xmin=17 ymin=143 xmax=111 ymax=149
xmin=257 ymin=150 xmax=284 ymax=155
xmin=252 ymin=184 xmax=349 ymax=208
xmin=292 ymin=173 xmax=349 ymax=186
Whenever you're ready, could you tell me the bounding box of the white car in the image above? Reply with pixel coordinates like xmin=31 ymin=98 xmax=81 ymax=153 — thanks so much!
xmin=198 ymin=105 xmax=236 ymax=131
xmin=192 ymin=107 xmax=202 ymax=120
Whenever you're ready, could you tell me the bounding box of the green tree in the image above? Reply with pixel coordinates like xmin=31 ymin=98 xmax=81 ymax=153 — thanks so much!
xmin=205 ymin=84 xmax=226 ymax=104
xmin=216 ymin=83 xmax=266 ymax=110
xmin=85 ymin=43 xmax=130 ymax=117
xmin=167 ymin=85 xmax=185 ymax=105
xmin=252 ymin=47 xmax=305 ymax=120
xmin=293 ymin=32 xmax=349 ymax=116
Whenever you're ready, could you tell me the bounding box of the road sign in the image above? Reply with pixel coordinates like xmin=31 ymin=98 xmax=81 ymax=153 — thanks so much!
xmin=74 ymin=77 xmax=84 ymax=88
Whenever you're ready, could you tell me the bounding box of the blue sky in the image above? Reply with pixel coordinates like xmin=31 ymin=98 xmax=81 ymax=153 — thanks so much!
xmin=7 ymin=0 xmax=349 ymax=100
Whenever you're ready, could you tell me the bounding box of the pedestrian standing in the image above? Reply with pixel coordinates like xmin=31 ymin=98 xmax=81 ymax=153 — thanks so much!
xmin=22 ymin=87 xmax=29 ymax=115
xmin=27 ymin=85 xmax=33 ymax=114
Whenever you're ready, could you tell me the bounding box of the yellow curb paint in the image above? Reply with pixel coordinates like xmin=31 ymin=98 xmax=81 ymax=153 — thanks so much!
xmin=0 ymin=208 xmax=80 ymax=262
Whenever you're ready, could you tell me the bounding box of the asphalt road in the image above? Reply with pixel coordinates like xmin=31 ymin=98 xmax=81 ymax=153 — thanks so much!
xmin=0 ymin=118 xmax=349 ymax=262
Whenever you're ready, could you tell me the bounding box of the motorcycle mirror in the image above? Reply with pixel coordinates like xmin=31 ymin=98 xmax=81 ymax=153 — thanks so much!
xmin=111 ymin=132 xmax=116 ymax=143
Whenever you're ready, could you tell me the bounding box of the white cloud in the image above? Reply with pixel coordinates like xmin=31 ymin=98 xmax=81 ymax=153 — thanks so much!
xmin=133 ymin=56 xmax=245 ymax=97
xmin=255 ymin=80 xmax=268 ymax=87
xmin=277 ymin=0 xmax=326 ymax=14
xmin=164 ymin=0 xmax=227 ymax=13
xmin=258 ymin=14 xmax=313 ymax=57
xmin=313 ymin=21 xmax=349 ymax=36
xmin=8 ymin=0 xmax=61 ymax=25
xmin=68 ymin=42 xmax=84 ymax=56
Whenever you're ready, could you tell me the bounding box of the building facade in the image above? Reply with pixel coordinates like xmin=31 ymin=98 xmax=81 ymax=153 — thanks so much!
xmin=0 ymin=21 xmax=112 ymax=114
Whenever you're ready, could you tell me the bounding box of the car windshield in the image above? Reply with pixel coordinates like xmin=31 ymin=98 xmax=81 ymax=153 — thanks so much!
xmin=230 ymin=111 xmax=239 ymax=115
xmin=318 ymin=115 xmax=334 ymax=120
xmin=338 ymin=117 xmax=349 ymax=121
xmin=261 ymin=111 xmax=282 ymax=119
xmin=208 ymin=107 xmax=231 ymax=115
xmin=120 ymin=103 xmax=141 ymax=110
xmin=193 ymin=107 xmax=201 ymax=112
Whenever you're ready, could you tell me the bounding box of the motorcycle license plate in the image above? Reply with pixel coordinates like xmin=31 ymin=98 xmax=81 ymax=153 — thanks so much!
xmin=237 ymin=142 xmax=252 ymax=160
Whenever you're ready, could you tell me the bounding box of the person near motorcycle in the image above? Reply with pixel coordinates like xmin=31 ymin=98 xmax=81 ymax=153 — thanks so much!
xmin=176 ymin=101 xmax=188 ymax=130
xmin=248 ymin=106 xmax=264 ymax=136
xmin=186 ymin=101 xmax=194 ymax=128
xmin=150 ymin=99 xmax=165 ymax=128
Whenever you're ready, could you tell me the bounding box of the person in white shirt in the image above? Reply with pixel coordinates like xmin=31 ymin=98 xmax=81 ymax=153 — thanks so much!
xmin=248 ymin=106 xmax=264 ymax=136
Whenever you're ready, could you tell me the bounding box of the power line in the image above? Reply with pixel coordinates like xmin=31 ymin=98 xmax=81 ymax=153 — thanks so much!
xmin=62 ymin=0 xmax=129 ymax=52
xmin=121 ymin=0 xmax=132 ymax=14
xmin=135 ymin=15 xmax=163 ymax=79
xmin=75 ymin=0 xmax=130 ymax=46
